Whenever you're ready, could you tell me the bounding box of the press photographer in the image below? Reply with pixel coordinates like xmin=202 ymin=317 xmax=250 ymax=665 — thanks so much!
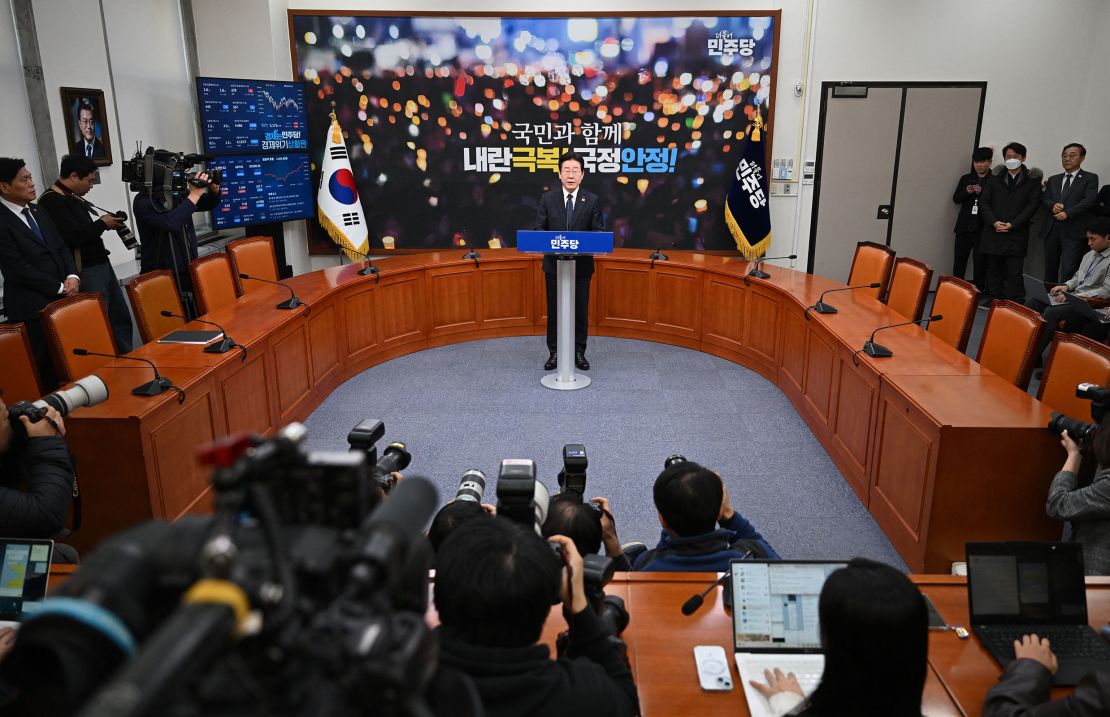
xmin=38 ymin=154 xmax=135 ymax=352
xmin=547 ymin=443 xmax=633 ymax=570
xmin=1046 ymin=383 xmax=1110 ymax=575
xmin=427 ymin=469 xmax=496 ymax=552
xmin=126 ymin=148 xmax=221 ymax=317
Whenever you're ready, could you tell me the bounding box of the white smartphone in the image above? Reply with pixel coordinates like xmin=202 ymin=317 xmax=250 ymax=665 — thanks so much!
xmin=693 ymin=645 xmax=734 ymax=691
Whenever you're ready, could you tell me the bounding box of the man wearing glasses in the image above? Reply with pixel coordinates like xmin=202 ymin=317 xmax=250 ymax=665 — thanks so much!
xmin=1042 ymin=143 xmax=1099 ymax=282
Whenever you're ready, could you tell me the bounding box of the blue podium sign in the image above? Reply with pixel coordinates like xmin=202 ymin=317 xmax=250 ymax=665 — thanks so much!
xmin=516 ymin=230 xmax=614 ymax=255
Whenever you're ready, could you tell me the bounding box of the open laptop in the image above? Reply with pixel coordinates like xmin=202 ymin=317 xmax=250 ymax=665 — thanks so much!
xmin=967 ymin=541 xmax=1110 ymax=686
xmin=1064 ymin=293 xmax=1110 ymax=324
xmin=1023 ymin=274 xmax=1064 ymax=305
xmin=0 ymin=538 xmax=54 ymax=630
xmin=730 ymin=560 xmax=846 ymax=717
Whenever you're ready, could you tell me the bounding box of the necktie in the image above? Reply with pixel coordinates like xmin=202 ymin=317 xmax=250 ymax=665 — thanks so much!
xmin=86 ymin=143 xmax=92 ymax=158
xmin=565 ymin=193 xmax=574 ymax=228
xmin=1063 ymin=174 xmax=1073 ymax=195
xmin=21 ymin=207 xmax=44 ymax=243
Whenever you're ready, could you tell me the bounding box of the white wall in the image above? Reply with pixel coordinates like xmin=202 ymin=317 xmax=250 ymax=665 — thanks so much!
xmin=0 ymin=3 xmax=42 ymax=181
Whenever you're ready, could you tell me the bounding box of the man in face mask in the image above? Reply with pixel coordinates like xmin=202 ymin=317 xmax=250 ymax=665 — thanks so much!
xmin=978 ymin=142 xmax=1043 ymax=302
xmin=1041 ymin=143 xmax=1099 ymax=283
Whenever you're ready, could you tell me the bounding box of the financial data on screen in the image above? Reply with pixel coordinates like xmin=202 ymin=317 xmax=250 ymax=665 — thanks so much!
xmin=209 ymin=154 xmax=314 ymax=228
xmin=198 ymin=78 xmax=309 ymax=155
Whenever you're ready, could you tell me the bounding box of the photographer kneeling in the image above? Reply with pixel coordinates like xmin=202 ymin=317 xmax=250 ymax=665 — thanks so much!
xmin=0 ymin=397 xmax=74 ymax=540
xmin=1049 ymin=425 xmax=1110 ymax=575
xmin=433 ymin=517 xmax=639 ymax=717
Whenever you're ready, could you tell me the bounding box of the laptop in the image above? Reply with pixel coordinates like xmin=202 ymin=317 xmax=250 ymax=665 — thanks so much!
xmin=730 ymin=560 xmax=847 ymax=717
xmin=1023 ymin=274 xmax=1064 ymax=305
xmin=1064 ymin=293 xmax=1110 ymax=324
xmin=0 ymin=538 xmax=54 ymax=630
xmin=967 ymin=541 xmax=1110 ymax=686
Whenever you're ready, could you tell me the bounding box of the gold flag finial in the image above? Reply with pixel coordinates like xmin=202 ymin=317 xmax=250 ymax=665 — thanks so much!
xmin=751 ymin=105 xmax=763 ymax=142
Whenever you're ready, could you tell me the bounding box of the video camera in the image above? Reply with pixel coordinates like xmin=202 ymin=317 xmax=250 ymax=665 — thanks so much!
xmin=121 ymin=146 xmax=222 ymax=208
xmin=347 ymin=418 xmax=412 ymax=494
xmin=0 ymin=422 xmax=443 ymax=717
xmin=5 ymin=375 xmax=108 ymax=438
xmin=1047 ymin=383 xmax=1110 ymax=448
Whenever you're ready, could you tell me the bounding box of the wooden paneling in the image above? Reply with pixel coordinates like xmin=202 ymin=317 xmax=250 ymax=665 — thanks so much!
xmin=651 ymin=267 xmax=701 ymax=338
xmin=829 ymin=350 xmax=880 ymax=502
xmin=479 ymin=262 xmax=531 ymax=325
xmin=746 ymin=287 xmax=781 ymax=367
xmin=597 ymin=263 xmax=651 ymax=328
xmin=343 ymin=286 xmax=378 ymax=359
xmin=150 ymin=391 xmax=218 ymax=519
xmin=272 ymin=324 xmax=312 ymax=418
xmin=701 ymin=274 xmax=747 ymax=353
xmin=428 ymin=267 xmax=479 ymax=334
xmin=308 ymin=303 xmax=341 ymax=383
xmin=778 ymin=306 xmax=807 ymax=396
xmin=219 ymin=353 xmax=273 ymax=435
xmin=376 ymin=275 xmax=426 ymax=345
xmin=802 ymin=322 xmax=837 ymax=426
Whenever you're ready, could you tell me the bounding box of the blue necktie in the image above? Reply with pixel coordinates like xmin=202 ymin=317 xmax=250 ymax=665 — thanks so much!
xmin=21 ymin=207 xmax=44 ymax=244
xmin=565 ymin=193 xmax=574 ymax=228
xmin=86 ymin=143 xmax=92 ymax=158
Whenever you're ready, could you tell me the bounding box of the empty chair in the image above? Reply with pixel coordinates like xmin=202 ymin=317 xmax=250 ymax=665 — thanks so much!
xmin=1039 ymin=333 xmax=1110 ymax=418
xmin=227 ymin=236 xmax=279 ymax=296
xmin=976 ymin=300 xmax=1046 ymax=390
xmin=927 ymin=275 xmax=979 ymax=353
xmin=847 ymin=241 xmax=896 ymax=300
xmin=189 ymin=253 xmax=239 ymax=315
xmin=41 ymin=293 xmax=118 ymax=383
xmin=126 ymin=270 xmax=187 ymax=345
xmin=0 ymin=323 xmax=42 ymax=402
xmin=885 ymin=257 xmax=934 ymax=321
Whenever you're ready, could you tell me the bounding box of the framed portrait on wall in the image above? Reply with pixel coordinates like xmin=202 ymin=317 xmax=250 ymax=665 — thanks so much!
xmin=60 ymin=87 xmax=113 ymax=166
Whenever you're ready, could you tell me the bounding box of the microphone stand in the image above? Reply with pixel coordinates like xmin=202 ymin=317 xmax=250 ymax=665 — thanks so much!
xmin=160 ymin=310 xmax=246 ymax=361
xmin=462 ymin=242 xmax=480 ymax=267
xmin=238 ymin=273 xmax=308 ymax=313
xmin=804 ymin=282 xmax=883 ymax=320
xmin=861 ymin=315 xmax=943 ymax=358
xmin=744 ymin=254 xmax=798 ymax=284
xmin=72 ymin=348 xmax=185 ymax=403
xmin=340 ymin=243 xmax=382 ymax=280
xmin=648 ymin=243 xmax=670 ymax=269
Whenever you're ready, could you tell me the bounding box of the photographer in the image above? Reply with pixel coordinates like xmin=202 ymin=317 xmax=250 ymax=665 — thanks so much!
xmin=427 ymin=499 xmax=493 ymax=552
xmin=433 ymin=517 xmax=639 ymax=717
xmin=133 ymin=171 xmax=220 ymax=316
xmin=0 ymin=397 xmax=74 ymax=540
xmin=1048 ymin=425 xmax=1110 ymax=575
xmin=542 ymin=494 xmax=632 ymax=571
xmin=37 ymin=155 xmax=133 ymax=352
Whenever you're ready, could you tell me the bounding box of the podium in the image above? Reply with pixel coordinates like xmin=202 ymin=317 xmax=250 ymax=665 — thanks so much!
xmin=517 ymin=230 xmax=614 ymax=390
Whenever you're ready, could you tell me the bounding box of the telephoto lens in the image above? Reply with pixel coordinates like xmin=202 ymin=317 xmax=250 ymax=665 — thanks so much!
xmin=663 ymin=453 xmax=688 ymax=469
xmin=455 ymin=469 xmax=486 ymax=503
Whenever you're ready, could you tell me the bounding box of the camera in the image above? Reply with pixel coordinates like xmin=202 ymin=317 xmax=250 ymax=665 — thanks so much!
xmin=664 ymin=453 xmax=689 ymax=469
xmin=6 ymin=375 xmax=108 ymax=436
xmin=496 ymin=459 xmax=550 ymax=535
xmin=1046 ymin=382 xmax=1110 ymax=448
xmin=111 ymin=210 xmax=138 ymax=250
xmin=455 ymin=469 xmax=486 ymax=503
xmin=347 ymin=419 xmax=412 ymax=493
xmin=557 ymin=443 xmax=588 ymax=496
xmin=121 ymin=147 xmax=222 ymax=206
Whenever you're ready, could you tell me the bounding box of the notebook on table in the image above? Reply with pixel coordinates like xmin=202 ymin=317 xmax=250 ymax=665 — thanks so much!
xmin=157 ymin=330 xmax=224 ymax=345
xmin=0 ymin=538 xmax=54 ymax=630
xmin=730 ymin=560 xmax=847 ymax=717
xmin=967 ymin=541 xmax=1110 ymax=686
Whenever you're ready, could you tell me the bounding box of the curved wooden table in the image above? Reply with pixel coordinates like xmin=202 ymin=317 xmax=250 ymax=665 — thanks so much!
xmin=65 ymin=249 xmax=1060 ymax=569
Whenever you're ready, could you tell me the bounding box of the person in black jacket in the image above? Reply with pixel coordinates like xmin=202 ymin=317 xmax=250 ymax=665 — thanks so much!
xmin=983 ymin=634 xmax=1110 ymax=716
xmin=1095 ymin=184 xmax=1110 ymax=217
xmin=951 ymin=146 xmax=993 ymax=289
xmin=133 ymin=172 xmax=220 ymax=317
xmin=38 ymin=155 xmax=133 ymax=352
xmin=979 ymin=142 xmax=1044 ymax=302
xmin=0 ymin=397 xmax=74 ymax=540
xmin=433 ymin=517 xmax=639 ymax=717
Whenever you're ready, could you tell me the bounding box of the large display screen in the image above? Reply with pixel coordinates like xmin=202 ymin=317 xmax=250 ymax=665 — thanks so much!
xmin=207 ymin=153 xmax=314 ymax=229
xmin=197 ymin=77 xmax=309 ymax=155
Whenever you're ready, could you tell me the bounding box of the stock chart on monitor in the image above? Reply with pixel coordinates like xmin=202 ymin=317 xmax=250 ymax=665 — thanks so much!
xmin=209 ymin=154 xmax=314 ymax=229
xmin=197 ymin=78 xmax=309 ymax=155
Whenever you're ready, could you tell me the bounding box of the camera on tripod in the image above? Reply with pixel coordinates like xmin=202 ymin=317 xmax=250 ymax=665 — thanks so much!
xmin=1047 ymin=382 xmax=1110 ymax=447
xmin=121 ymin=146 xmax=223 ymax=206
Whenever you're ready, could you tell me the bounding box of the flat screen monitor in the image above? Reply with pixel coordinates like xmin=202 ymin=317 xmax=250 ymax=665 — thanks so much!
xmin=208 ymin=153 xmax=314 ymax=229
xmin=197 ymin=77 xmax=309 ymax=155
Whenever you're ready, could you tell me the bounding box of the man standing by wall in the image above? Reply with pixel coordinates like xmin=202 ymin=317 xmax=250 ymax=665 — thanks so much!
xmin=1041 ymin=143 xmax=1099 ymax=283
xmin=979 ymin=142 xmax=1043 ymax=302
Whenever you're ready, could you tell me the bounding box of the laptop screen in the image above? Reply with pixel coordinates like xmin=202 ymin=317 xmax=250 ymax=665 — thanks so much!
xmin=0 ymin=538 xmax=54 ymax=622
xmin=966 ymin=542 xmax=1088 ymax=625
xmin=731 ymin=561 xmax=847 ymax=653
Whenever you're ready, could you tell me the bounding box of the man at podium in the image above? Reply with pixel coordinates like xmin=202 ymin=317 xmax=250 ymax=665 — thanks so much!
xmin=536 ymin=153 xmax=605 ymax=371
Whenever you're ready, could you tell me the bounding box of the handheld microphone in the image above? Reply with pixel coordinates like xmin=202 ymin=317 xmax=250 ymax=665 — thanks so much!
xmin=160 ymin=310 xmax=245 ymax=360
xmin=237 ymin=273 xmax=306 ymax=312
xmin=862 ymin=314 xmax=943 ymax=358
xmin=746 ymin=254 xmax=798 ymax=280
xmin=805 ymin=282 xmax=883 ymax=318
xmin=339 ymin=243 xmax=381 ymax=278
xmin=72 ymin=348 xmax=185 ymax=402
xmin=463 ymin=241 xmax=481 ymax=266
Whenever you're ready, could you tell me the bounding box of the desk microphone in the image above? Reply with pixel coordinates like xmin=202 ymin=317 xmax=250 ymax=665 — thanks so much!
xmin=805 ymin=282 xmax=882 ymax=318
xmin=238 ymin=273 xmax=306 ymax=311
xmin=72 ymin=348 xmax=185 ymax=402
xmin=681 ymin=573 xmax=729 ymax=616
xmin=862 ymin=315 xmax=942 ymax=358
xmin=340 ymin=244 xmax=382 ymax=278
xmin=746 ymin=254 xmax=798 ymax=280
xmin=463 ymin=241 xmax=481 ymax=266
xmin=160 ymin=310 xmax=245 ymax=361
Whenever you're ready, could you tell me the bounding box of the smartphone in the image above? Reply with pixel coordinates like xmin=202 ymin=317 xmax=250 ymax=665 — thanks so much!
xmin=693 ymin=645 xmax=734 ymax=691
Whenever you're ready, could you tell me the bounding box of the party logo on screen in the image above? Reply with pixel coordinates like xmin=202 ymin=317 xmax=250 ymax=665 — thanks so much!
xmin=708 ymin=31 xmax=755 ymax=59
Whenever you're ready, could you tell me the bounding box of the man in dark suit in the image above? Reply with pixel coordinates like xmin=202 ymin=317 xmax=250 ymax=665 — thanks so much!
xmin=73 ymin=102 xmax=105 ymax=160
xmin=1041 ymin=143 xmax=1099 ymax=282
xmin=535 ymin=152 xmax=605 ymax=371
xmin=0 ymin=158 xmax=80 ymax=389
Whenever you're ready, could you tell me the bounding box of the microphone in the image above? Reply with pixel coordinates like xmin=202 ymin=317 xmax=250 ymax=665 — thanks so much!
xmin=160 ymin=310 xmax=245 ymax=360
xmin=463 ymin=241 xmax=480 ymax=266
xmin=237 ymin=273 xmax=306 ymax=311
xmin=862 ymin=314 xmax=943 ymax=358
xmin=649 ymin=240 xmax=676 ymax=269
xmin=681 ymin=573 xmax=729 ymax=616
xmin=72 ymin=348 xmax=184 ymax=402
xmin=339 ymin=243 xmax=381 ymax=278
xmin=746 ymin=254 xmax=798 ymax=280
xmin=805 ymin=282 xmax=883 ymax=318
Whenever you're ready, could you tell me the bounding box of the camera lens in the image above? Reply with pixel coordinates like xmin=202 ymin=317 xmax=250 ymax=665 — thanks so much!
xmin=455 ymin=469 xmax=486 ymax=503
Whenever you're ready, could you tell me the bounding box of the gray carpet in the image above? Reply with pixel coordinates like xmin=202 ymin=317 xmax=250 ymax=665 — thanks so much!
xmin=304 ymin=336 xmax=908 ymax=570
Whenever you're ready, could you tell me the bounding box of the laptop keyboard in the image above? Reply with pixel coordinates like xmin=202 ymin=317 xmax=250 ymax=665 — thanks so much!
xmin=977 ymin=625 xmax=1110 ymax=659
xmin=735 ymin=653 xmax=824 ymax=692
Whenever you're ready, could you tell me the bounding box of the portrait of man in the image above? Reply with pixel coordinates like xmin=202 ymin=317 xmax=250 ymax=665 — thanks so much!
xmin=60 ymin=88 xmax=113 ymax=166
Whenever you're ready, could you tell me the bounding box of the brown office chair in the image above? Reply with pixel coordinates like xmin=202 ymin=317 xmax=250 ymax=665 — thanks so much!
xmin=41 ymin=293 xmax=118 ymax=383
xmin=0 ymin=323 xmax=42 ymax=403
xmin=189 ymin=254 xmax=239 ymax=315
xmin=227 ymin=236 xmax=279 ymax=296
xmin=927 ymin=276 xmax=979 ymax=353
xmin=976 ymin=300 xmax=1046 ymax=390
xmin=126 ymin=270 xmax=187 ymax=345
xmin=885 ymin=257 xmax=934 ymax=321
xmin=1039 ymin=333 xmax=1110 ymax=418
xmin=847 ymin=241 xmax=896 ymax=300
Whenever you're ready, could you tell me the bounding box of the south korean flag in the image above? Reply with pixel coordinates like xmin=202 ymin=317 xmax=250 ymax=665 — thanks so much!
xmin=317 ymin=112 xmax=369 ymax=261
